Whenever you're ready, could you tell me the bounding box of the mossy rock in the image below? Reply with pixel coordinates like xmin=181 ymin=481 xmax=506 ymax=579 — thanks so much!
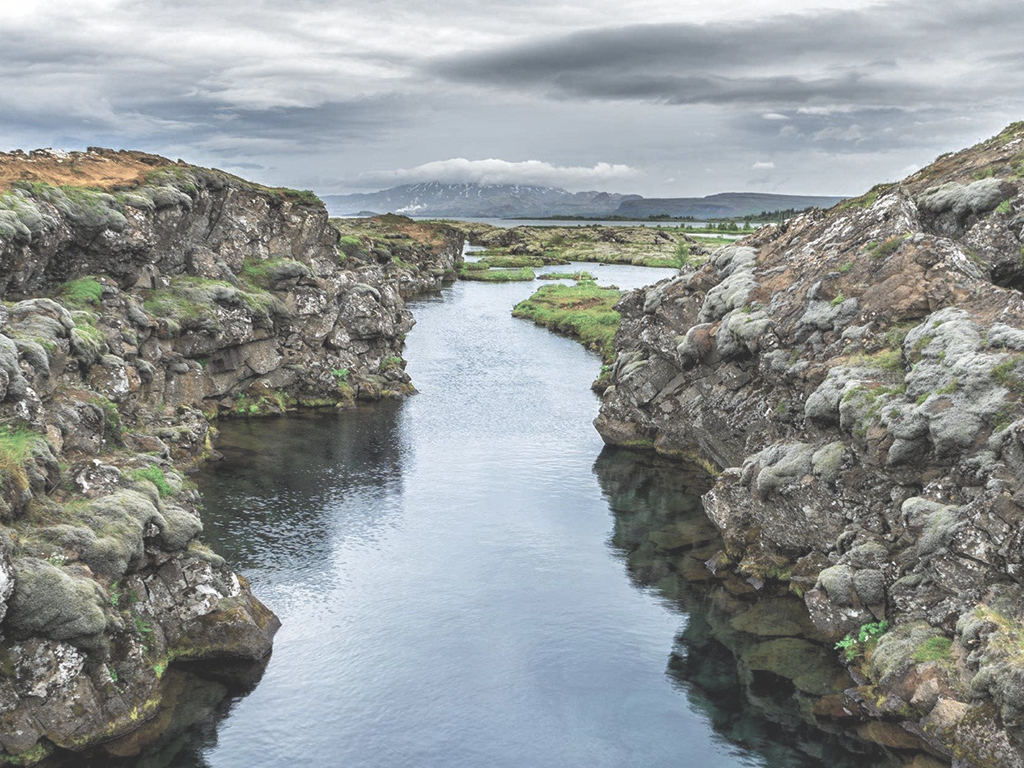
xmin=5 ymin=557 xmax=107 ymax=644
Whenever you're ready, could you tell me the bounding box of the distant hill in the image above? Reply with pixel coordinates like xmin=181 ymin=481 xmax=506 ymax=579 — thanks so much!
xmin=613 ymin=192 xmax=846 ymax=219
xmin=323 ymin=182 xmax=640 ymax=218
xmin=323 ymin=183 xmax=845 ymax=220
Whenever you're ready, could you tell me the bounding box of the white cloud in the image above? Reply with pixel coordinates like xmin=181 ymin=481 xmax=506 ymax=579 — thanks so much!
xmin=751 ymin=161 xmax=776 ymax=169
xmin=354 ymin=157 xmax=640 ymax=190
xmin=762 ymin=112 xmax=789 ymax=121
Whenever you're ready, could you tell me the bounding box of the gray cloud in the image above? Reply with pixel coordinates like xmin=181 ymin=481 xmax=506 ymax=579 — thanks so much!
xmin=430 ymin=0 xmax=1024 ymax=110
xmin=0 ymin=0 xmax=1021 ymax=197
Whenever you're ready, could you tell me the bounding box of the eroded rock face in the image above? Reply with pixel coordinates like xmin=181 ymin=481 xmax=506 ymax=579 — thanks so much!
xmin=595 ymin=122 xmax=1024 ymax=763
xmin=0 ymin=154 xmax=463 ymax=763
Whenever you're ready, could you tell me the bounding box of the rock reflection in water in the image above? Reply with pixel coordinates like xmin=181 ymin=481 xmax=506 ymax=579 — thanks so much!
xmin=42 ymin=659 xmax=269 ymax=768
xmin=593 ymin=447 xmax=907 ymax=768
xmin=198 ymin=403 xmax=405 ymax=577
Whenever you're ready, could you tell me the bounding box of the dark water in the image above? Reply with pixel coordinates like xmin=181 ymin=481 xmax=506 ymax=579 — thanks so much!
xmin=85 ymin=265 xmax=905 ymax=767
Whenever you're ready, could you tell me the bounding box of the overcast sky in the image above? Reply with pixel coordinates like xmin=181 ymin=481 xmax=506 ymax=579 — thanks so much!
xmin=2 ymin=0 xmax=1023 ymax=197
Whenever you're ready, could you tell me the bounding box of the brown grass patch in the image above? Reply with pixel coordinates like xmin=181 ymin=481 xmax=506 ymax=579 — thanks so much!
xmin=0 ymin=148 xmax=171 ymax=192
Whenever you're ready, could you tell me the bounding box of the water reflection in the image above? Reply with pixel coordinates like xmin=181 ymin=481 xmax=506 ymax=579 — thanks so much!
xmin=199 ymin=404 xmax=406 ymax=580
xmin=44 ymin=660 xmax=268 ymax=768
xmin=59 ymin=261 xmax=934 ymax=767
xmin=593 ymin=447 xmax=899 ymax=768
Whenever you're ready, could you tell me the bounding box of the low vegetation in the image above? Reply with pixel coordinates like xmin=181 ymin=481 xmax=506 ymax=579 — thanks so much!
xmin=512 ymin=280 xmax=622 ymax=361
xmin=459 ymin=266 xmax=535 ymax=282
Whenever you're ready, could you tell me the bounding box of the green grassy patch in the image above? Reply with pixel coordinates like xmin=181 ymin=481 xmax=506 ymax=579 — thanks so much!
xmin=846 ymin=349 xmax=904 ymax=372
xmin=866 ymin=235 xmax=908 ymax=260
xmin=55 ymin=277 xmax=103 ymax=308
xmin=913 ymin=636 xmax=953 ymax=663
xmin=512 ymin=282 xmax=622 ymax=361
xmin=537 ymin=271 xmax=597 ymax=281
xmin=478 ymin=254 xmax=543 ymax=268
xmin=0 ymin=425 xmax=40 ymax=471
xmin=836 ymin=183 xmax=895 ymax=211
xmin=128 ymin=466 xmax=174 ymax=497
xmin=459 ymin=266 xmax=535 ymax=282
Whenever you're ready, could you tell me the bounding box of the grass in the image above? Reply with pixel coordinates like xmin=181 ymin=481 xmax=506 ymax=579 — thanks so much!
xmin=55 ymin=277 xmax=103 ymax=308
xmin=836 ymin=183 xmax=895 ymax=211
xmin=129 ymin=466 xmax=174 ymax=497
xmin=338 ymin=235 xmax=365 ymax=261
xmin=846 ymin=349 xmax=904 ymax=372
xmin=913 ymin=636 xmax=953 ymax=663
xmin=512 ymin=282 xmax=622 ymax=361
xmin=478 ymin=254 xmax=543 ymax=268
xmin=537 ymin=271 xmax=597 ymax=281
xmin=866 ymin=235 xmax=908 ymax=260
xmin=459 ymin=266 xmax=535 ymax=282
xmin=239 ymin=257 xmax=305 ymax=289
xmin=0 ymin=425 xmax=40 ymax=474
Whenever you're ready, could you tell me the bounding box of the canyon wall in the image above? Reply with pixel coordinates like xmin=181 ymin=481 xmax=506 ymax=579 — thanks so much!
xmin=0 ymin=149 xmax=462 ymax=764
xmin=596 ymin=123 xmax=1024 ymax=765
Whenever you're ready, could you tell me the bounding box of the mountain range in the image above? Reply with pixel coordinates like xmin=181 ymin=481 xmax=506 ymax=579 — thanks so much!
xmin=322 ymin=182 xmax=845 ymax=219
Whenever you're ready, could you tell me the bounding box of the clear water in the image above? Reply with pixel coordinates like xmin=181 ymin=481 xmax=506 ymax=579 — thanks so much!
xmin=83 ymin=264 xmax=898 ymax=767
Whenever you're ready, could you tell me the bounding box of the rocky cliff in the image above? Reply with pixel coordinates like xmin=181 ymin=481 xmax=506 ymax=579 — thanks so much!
xmin=0 ymin=149 xmax=462 ymax=764
xmin=595 ymin=122 xmax=1024 ymax=765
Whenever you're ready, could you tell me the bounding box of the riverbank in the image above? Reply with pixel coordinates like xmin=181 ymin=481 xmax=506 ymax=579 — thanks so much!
xmin=447 ymin=221 xmax=729 ymax=268
xmin=0 ymin=150 xmax=462 ymax=764
xmin=595 ymin=121 xmax=1024 ymax=764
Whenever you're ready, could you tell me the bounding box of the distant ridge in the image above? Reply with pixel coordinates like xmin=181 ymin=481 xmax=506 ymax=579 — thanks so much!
xmin=323 ymin=182 xmax=640 ymax=218
xmin=613 ymin=192 xmax=846 ymax=219
xmin=324 ymin=182 xmax=845 ymax=220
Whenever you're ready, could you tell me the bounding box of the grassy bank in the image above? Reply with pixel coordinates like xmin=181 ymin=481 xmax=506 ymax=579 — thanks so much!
xmin=512 ymin=280 xmax=621 ymax=361
xmin=459 ymin=266 xmax=536 ymax=282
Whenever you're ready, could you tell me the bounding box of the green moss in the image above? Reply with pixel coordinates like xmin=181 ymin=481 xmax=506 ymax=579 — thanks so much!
xmin=913 ymin=636 xmax=953 ymax=663
xmin=129 ymin=466 xmax=174 ymax=497
xmin=338 ymin=235 xmax=365 ymax=261
xmin=0 ymin=742 xmax=53 ymax=766
xmin=512 ymin=282 xmax=622 ymax=362
xmin=239 ymin=257 xmax=306 ymax=290
xmin=378 ymin=356 xmax=403 ymax=372
xmin=54 ymin=277 xmax=103 ymax=308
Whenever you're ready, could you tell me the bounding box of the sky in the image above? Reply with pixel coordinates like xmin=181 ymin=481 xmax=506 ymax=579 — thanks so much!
xmin=2 ymin=0 xmax=1023 ymax=198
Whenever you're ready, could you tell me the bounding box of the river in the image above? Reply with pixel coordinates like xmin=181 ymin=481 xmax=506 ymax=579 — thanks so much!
xmin=86 ymin=264 xmax=899 ymax=767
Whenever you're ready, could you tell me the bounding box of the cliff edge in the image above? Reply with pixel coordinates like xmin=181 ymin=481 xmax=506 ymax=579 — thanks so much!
xmin=0 ymin=149 xmax=462 ymax=764
xmin=596 ymin=122 xmax=1024 ymax=764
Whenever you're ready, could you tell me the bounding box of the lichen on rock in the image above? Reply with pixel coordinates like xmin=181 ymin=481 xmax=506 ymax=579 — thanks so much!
xmin=595 ymin=121 xmax=1024 ymax=764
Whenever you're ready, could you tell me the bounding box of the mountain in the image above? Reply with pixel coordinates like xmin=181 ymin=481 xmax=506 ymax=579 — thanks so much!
xmin=322 ymin=182 xmax=640 ymax=218
xmin=612 ymin=192 xmax=846 ymax=219
xmin=324 ymin=183 xmax=845 ymax=220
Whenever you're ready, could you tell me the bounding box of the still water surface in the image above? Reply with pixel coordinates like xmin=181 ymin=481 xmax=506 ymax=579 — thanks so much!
xmin=141 ymin=264 xmax=884 ymax=767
